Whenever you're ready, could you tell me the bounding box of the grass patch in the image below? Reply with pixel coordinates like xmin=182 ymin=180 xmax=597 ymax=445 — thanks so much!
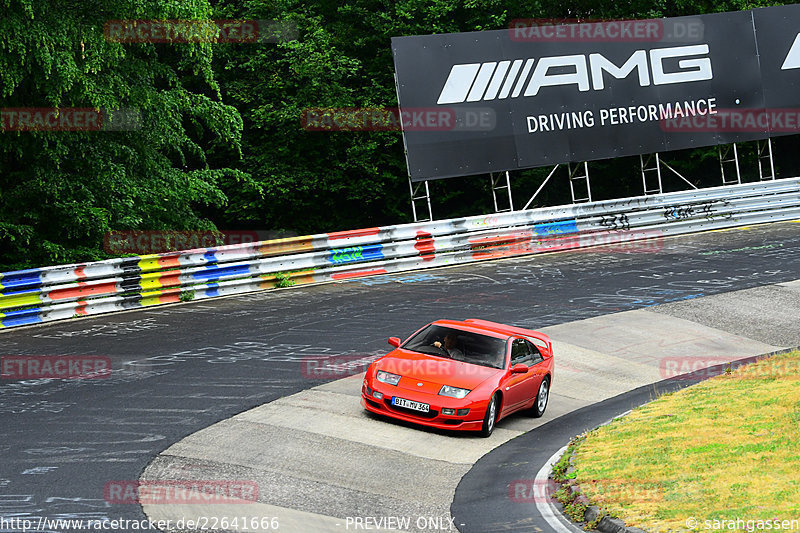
xmin=179 ymin=290 xmax=195 ymax=302
xmin=570 ymin=350 xmax=800 ymax=532
xmin=273 ymin=272 xmax=296 ymax=288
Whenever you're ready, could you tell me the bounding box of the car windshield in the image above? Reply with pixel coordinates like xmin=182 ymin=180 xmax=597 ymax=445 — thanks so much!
xmin=402 ymin=325 xmax=507 ymax=369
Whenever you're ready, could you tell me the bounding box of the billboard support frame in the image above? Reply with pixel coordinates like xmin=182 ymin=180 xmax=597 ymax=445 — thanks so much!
xmin=659 ymin=157 xmax=700 ymax=192
xmin=568 ymin=162 xmax=592 ymax=203
xmin=522 ymin=165 xmax=560 ymax=210
xmin=757 ymin=139 xmax=776 ymax=181
xmin=640 ymin=153 xmax=664 ymax=195
xmin=490 ymin=171 xmax=514 ymax=213
xmin=719 ymin=144 xmax=742 ymax=185
xmin=409 ymin=178 xmax=433 ymax=222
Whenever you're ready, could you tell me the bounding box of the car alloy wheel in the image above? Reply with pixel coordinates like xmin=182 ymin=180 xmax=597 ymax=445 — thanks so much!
xmin=480 ymin=394 xmax=498 ymax=437
xmin=533 ymin=377 xmax=549 ymax=418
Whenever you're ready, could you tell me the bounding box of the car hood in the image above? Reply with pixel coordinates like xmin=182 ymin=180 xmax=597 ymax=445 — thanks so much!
xmin=374 ymin=348 xmax=500 ymax=392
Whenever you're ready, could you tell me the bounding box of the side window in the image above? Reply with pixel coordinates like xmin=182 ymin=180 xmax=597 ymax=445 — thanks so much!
xmin=525 ymin=339 xmax=544 ymax=365
xmin=510 ymin=339 xmax=533 ymax=366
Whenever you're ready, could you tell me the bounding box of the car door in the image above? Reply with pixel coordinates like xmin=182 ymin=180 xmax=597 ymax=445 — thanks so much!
xmin=525 ymin=338 xmax=549 ymax=394
xmin=502 ymin=338 xmax=536 ymax=413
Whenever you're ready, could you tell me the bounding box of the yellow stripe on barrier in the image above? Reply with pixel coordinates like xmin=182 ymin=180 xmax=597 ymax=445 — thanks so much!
xmin=259 ymin=269 xmax=316 ymax=289
xmin=138 ymin=255 xmax=181 ymax=273
xmin=137 ymin=255 xmax=163 ymax=273
xmin=0 ymin=292 xmax=42 ymax=311
xmin=139 ymin=288 xmax=181 ymax=306
xmin=139 ymin=270 xmax=182 ymax=290
xmin=258 ymin=236 xmax=314 ymax=257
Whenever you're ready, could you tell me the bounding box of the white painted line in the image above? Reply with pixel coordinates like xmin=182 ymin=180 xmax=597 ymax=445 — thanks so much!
xmin=532 ymin=411 xmax=635 ymax=533
xmin=535 ymin=445 xmax=586 ymax=533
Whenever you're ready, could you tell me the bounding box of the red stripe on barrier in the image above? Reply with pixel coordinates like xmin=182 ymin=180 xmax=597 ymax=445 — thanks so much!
xmin=327 ymin=228 xmax=380 ymax=240
xmin=74 ymin=266 xmax=87 ymax=280
xmin=158 ymin=257 xmax=181 ymax=269
xmin=414 ymin=231 xmax=435 ymax=261
xmin=49 ymin=281 xmax=119 ymax=301
xmin=156 ymin=272 xmax=182 ymax=288
xmin=331 ymin=269 xmax=387 ymax=280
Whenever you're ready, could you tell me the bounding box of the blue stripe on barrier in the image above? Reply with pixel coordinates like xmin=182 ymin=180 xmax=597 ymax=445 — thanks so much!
xmin=0 ymin=268 xmax=45 ymax=292
xmin=328 ymin=244 xmax=384 ymax=265
xmin=204 ymin=283 xmax=220 ymax=298
xmin=191 ymin=264 xmax=252 ymax=282
xmin=534 ymin=219 xmax=578 ymax=237
xmin=1 ymin=307 xmax=44 ymax=327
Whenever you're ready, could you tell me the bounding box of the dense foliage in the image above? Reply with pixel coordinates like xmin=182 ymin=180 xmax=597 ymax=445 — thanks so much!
xmin=0 ymin=0 xmax=795 ymax=270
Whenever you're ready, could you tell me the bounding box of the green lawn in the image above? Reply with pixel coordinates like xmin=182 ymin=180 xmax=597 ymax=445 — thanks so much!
xmin=569 ymin=350 xmax=800 ymax=532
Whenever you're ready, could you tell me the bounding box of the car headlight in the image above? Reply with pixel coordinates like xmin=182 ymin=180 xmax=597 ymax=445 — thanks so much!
xmin=439 ymin=385 xmax=471 ymax=399
xmin=376 ymin=370 xmax=401 ymax=386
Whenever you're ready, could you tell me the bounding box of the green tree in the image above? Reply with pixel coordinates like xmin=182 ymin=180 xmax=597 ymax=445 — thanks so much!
xmin=0 ymin=0 xmax=247 ymax=270
xmin=211 ymin=0 xmax=518 ymax=235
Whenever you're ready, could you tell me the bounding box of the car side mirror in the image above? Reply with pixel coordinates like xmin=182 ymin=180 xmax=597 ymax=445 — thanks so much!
xmin=511 ymin=363 xmax=529 ymax=374
xmin=388 ymin=337 xmax=401 ymax=348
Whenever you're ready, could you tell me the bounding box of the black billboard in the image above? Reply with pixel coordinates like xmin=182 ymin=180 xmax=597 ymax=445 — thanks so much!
xmin=392 ymin=7 xmax=800 ymax=181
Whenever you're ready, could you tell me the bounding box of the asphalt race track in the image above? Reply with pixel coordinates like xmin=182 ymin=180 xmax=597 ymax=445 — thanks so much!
xmin=1 ymin=221 xmax=799 ymax=532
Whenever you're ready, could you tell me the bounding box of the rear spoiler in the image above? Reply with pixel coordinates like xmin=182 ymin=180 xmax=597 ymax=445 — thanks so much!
xmin=464 ymin=318 xmax=553 ymax=356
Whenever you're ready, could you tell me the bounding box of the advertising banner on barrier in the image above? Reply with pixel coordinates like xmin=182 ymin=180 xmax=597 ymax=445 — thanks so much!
xmin=392 ymin=7 xmax=800 ymax=181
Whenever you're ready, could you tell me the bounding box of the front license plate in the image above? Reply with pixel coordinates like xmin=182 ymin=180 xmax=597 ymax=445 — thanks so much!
xmin=392 ymin=396 xmax=430 ymax=413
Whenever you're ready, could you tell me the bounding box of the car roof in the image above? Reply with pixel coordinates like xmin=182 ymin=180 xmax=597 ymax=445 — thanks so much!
xmin=430 ymin=319 xmax=537 ymax=340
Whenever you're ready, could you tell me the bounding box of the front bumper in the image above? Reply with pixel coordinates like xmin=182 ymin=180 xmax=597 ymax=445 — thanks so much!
xmin=361 ymin=380 xmax=487 ymax=431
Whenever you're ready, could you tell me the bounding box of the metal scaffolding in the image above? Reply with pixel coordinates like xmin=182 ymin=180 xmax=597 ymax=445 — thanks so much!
xmin=567 ymin=162 xmax=592 ymax=203
xmin=757 ymin=139 xmax=776 ymax=181
xmin=719 ymin=143 xmax=742 ymax=185
xmin=489 ymin=171 xmax=514 ymax=213
xmin=408 ymin=179 xmax=432 ymax=222
xmin=639 ymin=153 xmax=698 ymax=195
xmin=409 ymin=138 xmax=782 ymax=220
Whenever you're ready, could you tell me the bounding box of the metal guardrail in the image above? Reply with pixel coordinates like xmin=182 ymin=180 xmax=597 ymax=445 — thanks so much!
xmin=1 ymin=177 xmax=799 ymax=329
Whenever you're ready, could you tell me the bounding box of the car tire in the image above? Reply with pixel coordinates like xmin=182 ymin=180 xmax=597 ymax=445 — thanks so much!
xmin=531 ymin=377 xmax=550 ymax=418
xmin=480 ymin=393 xmax=499 ymax=438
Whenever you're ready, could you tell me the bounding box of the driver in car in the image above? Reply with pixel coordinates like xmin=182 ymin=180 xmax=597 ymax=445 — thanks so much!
xmin=433 ymin=333 xmax=464 ymax=360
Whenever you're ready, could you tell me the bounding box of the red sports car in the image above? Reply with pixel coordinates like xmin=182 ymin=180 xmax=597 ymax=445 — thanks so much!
xmin=361 ymin=319 xmax=554 ymax=437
